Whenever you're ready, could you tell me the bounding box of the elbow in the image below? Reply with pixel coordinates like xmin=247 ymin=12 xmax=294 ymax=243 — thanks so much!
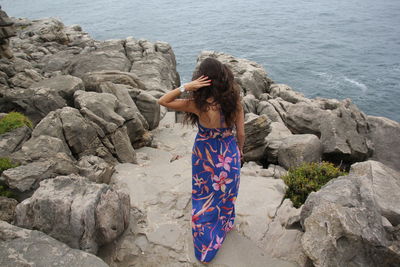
xmin=157 ymin=98 xmax=165 ymax=106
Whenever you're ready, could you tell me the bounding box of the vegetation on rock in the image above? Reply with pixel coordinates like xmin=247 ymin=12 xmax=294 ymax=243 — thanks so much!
xmin=0 ymin=157 xmax=19 ymax=198
xmin=282 ymin=161 xmax=347 ymax=208
xmin=0 ymin=112 xmax=33 ymax=135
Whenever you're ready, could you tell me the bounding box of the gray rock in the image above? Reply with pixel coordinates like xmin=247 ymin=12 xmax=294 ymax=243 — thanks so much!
xmin=300 ymin=160 xmax=400 ymax=267
xmin=243 ymin=113 xmax=271 ymax=161
xmin=0 ymin=125 xmax=31 ymax=157
xmin=126 ymin=38 xmax=180 ymax=95
xmin=257 ymin=100 xmax=284 ymax=123
xmin=197 ymin=51 xmax=273 ymax=98
xmin=265 ymin=122 xmax=293 ymax=164
xmin=10 ymin=135 xmax=72 ymax=164
xmin=132 ymin=90 xmax=160 ymax=130
xmin=0 ymin=196 xmax=18 ymax=223
xmin=15 ymin=174 xmax=130 ymax=254
xmin=269 ymin=84 xmax=310 ymax=104
xmin=77 ymin=155 xmax=115 ymax=184
xmin=110 ymin=126 xmax=137 ymax=164
xmin=284 ymin=99 xmax=372 ymax=162
xmin=30 ymin=75 xmax=85 ymax=106
xmin=367 ymin=115 xmax=400 ymax=171
xmin=74 ymin=90 xmax=125 ymax=134
xmin=82 ymin=70 xmax=146 ymax=92
xmin=278 ymin=134 xmax=323 ymax=170
xmin=0 ymin=221 xmax=108 ymax=267
xmin=67 ymin=40 xmax=131 ymax=77
xmin=1 ymin=152 xmax=79 ymax=192
xmin=15 ymin=17 xmax=69 ymax=44
xmin=8 ymin=69 xmax=43 ymax=88
xmin=243 ymin=94 xmax=259 ymax=114
xmin=0 ymin=86 xmax=67 ymax=125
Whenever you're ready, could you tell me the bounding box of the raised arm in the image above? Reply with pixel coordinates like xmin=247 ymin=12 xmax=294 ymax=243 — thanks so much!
xmin=235 ymin=101 xmax=245 ymax=160
xmin=158 ymin=75 xmax=211 ymax=113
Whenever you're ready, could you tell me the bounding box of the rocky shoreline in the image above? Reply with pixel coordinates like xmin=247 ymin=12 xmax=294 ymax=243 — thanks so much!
xmin=0 ymin=9 xmax=399 ymax=267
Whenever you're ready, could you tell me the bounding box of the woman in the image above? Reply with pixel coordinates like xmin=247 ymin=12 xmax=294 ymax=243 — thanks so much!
xmin=158 ymin=57 xmax=245 ymax=263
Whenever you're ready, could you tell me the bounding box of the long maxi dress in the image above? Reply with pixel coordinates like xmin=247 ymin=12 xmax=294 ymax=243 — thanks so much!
xmin=191 ymin=111 xmax=241 ymax=263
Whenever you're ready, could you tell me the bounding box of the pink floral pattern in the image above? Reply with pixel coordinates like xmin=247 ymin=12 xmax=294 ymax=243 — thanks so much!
xmin=192 ymin=123 xmax=241 ymax=263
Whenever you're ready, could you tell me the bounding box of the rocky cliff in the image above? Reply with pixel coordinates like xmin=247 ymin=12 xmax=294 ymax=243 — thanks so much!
xmin=0 ymin=13 xmax=399 ymax=267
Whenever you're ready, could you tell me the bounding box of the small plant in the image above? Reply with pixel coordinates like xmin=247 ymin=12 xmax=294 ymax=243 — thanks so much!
xmin=0 ymin=111 xmax=33 ymax=135
xmin=282 ymin=161 xmax=347 ymax=208
xmin=0 ymin=157 xmax=19 ymax=198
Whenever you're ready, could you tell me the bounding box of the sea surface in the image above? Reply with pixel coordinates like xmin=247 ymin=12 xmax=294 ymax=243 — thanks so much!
xmin=2 ymin=0 xmax=400 ymax=121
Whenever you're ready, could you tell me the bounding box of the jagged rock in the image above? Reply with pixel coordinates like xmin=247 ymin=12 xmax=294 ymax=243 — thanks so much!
xmin=126 ymin=38 xmax=180 ymax=96
xmin=0 ymin=8 xmax=16 ymax=59
xmin=278 ymin=134 xmax=323 ymax=170
xmin=0 ymin=125 xmax=31 ymax=157
xmin=1 ymin=155 xmax=78 ymax=192
xmin=283 ymin=99 xmax=372 ymax=163
xmin=10 ymin=135 xmax=72 ymax=164
xmin=110 ymin=125 xmax=137 ymax=164
xmin=15 ymin=174 xmax=130 ymax=254
xmin=300 ymin=160 xmax=400 ymax=267
xmin=8 ymin=69 xmax=43 ymax=88
xmin=257 ymin=101 xmax=284 ymax=123
xmin=265 ymin=122 xmax=293 ymax=164
xmin=30 ymin=75 xmax=85 ymax=106
xmin=0 ymin=86 xmax=67 ymax=125
xmin=77 ymin=155 xmax=115 ymax=184
xmin=0 ymin=221 xmax=108 ymax=267
xmin=243 ymin=113 xmax=271 ymax=161
xmin=262 ymin=199 xmax=309 ymax=266
xmin=269 ymin=84 xmax=310 ymax=104
xmin=65 ymin=40 xmax=130 ymax=78
xmin=32 ymin=107 xmax=117 ymax=163
xmin=197 ymin=51 xmax=273 ymax=98
xmin=130 ymin=89 xmax=160 ymax=130
xmin=0 ymin=196 xmax=18 ymax=223
xmin=243 ymin=94 xmax=259 ymax=114
xmin=82 ymin=70 xmax=146 ymax=91
xmin=367 ymin=115 xmax=400 ymax=171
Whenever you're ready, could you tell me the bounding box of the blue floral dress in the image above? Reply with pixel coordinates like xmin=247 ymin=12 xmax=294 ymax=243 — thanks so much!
xmin=191 ymin=112 xmax=241 ymax=263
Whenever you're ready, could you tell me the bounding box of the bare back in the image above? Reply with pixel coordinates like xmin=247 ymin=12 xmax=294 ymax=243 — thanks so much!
xmin=197 ymin=103 xmax=229 ymax=129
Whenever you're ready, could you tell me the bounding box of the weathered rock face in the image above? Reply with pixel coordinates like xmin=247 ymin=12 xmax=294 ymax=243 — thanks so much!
xmin=0 ymin=196 xmax=18 ymax=223
xmin=367 ymin=115 xmax=400 ymax=171
xmin=196 ymin=51 xmax=273 ymax=98
xmin=77 ymin=155 xmax=115 ymax=184
xmin=243 ymin=113 xmax=271 ymax=161
xmin=0 ymin=221 xmax=109 ymax=267
xmin=0 ymin=125 xmax=31 ymax=157
xmin=277 ymin=134 xmax=323 ymax=170
xmin=300 ymin=160 xmax=400 ymax=267
xmin=15 ymin=174 xmax=130 ymax=254
xmin=126 ymin=38 xmax=180 ymax=96
xmin=0 ymin=8 xmax=16 ymax=59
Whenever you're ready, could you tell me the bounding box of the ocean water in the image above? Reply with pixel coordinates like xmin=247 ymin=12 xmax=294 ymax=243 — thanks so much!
xmin=2 ymin=0 xmax=400 ymax=122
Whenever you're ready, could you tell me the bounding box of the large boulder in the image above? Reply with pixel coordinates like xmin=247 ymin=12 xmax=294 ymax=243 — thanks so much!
xmin=300 ymin=160 xmax=400 ymax=267
xmin=66 ymin=40 xmax=131 ymax=78
xmin=30 ymin=74 xmax=85 ymax=106
xmin=243 ymin=113 xmax=271 ymax=161
xmin=126 ymin=38 xmax=180 ymax=96
xmin=283 ymin=99 xmax=372 ymax=163
xmin=196 ymin=51 xmax=273 ymax=98
xmin=366 ymin=115 xmax=400 ymax=171
xmin=15 ymin=174 xmax=130 ymax=254
xmin=0 ymin=196 xmax=18 ymax=223
xmin=269 ymin=84 xmax=310 ymax=104
xmin=0 ymin=86 xmax=67 ymax=125
xmin=0 ymin=221 xmax=108 ymax=267
xmin=82 ymin=70 xmax=146 ymax=92
xmin=129 ymin=88 xmax=161 ymax=130
xmin=0 ymin=125 xmax=31 ymax=157
xmin=265 ymin=122 xmax=293 ymax=164
xmin=277 ymin=134 xmax=323 ymax=170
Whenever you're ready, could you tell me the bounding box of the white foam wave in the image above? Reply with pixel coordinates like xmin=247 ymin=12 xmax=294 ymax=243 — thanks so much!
xmin=344 ymin=77 xmax=368 ymax=92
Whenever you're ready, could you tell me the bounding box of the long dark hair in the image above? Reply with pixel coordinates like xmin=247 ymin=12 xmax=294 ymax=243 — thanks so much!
xmin=184 ymin=57 xmax=240 ymax=127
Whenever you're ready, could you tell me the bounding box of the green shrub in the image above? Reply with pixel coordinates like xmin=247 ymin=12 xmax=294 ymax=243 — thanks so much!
xmin=0 ymin=157 xmax=19 ymax=198
xmin=282 ymin=161 xmax=347 ymax=208
xmin=0 ymin=112 xmax=33 ymax=135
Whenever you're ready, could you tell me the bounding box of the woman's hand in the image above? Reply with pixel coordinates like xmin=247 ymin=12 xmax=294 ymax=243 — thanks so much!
xmin=184 ymin=75 xmax=211 ymax=91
